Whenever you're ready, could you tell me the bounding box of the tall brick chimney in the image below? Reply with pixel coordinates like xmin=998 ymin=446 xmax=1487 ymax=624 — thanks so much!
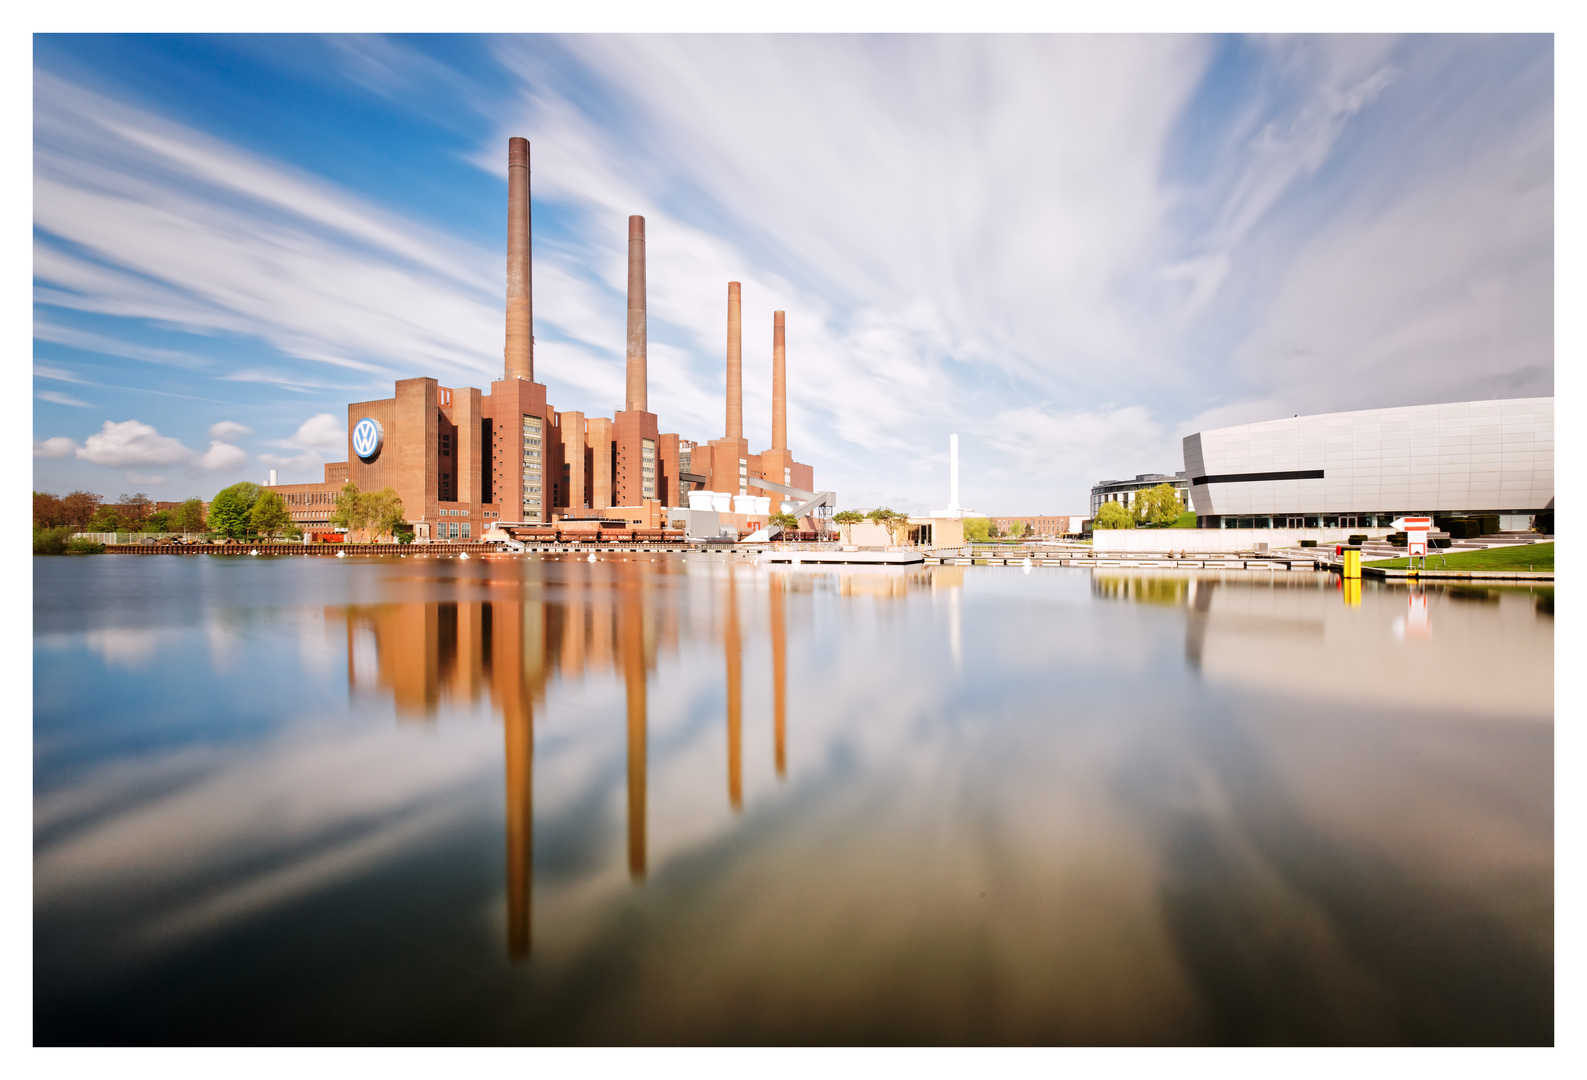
xmin=772 ymin=310 xmax=787 ymax=451
xmin=505 ymin=137 xmax=533 ymax=381
xmin=726 ymin=282 xmax=742 ymax=439
xmin=626 ymin=216 xmax=647 ymax=412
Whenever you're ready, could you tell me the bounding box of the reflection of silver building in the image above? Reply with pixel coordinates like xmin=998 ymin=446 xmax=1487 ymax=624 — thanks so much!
xmin=1182 ymin=398 xmax=1553 ymax=531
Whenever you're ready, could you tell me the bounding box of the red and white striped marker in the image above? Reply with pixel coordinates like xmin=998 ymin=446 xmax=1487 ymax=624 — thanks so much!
xmin=1393 ymin=516 xmax=1432 ymax=557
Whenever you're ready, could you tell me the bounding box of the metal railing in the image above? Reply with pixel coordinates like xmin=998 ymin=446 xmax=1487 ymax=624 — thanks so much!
xmin=72 ymin=531 xmax=205 ymax=544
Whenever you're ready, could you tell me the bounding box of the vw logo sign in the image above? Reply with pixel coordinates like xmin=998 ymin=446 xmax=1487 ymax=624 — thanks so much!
xmin=351 ymin=418 xmax=384 ymax=462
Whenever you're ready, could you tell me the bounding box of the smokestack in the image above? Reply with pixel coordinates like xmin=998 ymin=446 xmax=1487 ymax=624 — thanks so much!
xmin=772 ymin=310 xmax=787 ymax=451
xmin=626 ymin=216 xmax=647 ymax=412
xmin=505 ymin=138 xmax=533 ymax=382
xmin=726 ymin=282 xmax=742 ymax=439
xmin=268 ymin=469 xmax=278 ymax=487
xmin=950 ymin=434 xmax=959 ymax=511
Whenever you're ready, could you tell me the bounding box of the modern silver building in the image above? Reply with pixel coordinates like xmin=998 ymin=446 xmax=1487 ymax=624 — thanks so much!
xmin=1182 ymin=397 xmax=1553 ymax=531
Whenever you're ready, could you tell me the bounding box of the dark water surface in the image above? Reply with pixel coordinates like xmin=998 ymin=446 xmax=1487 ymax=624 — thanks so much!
xmin=33 ymin=554 xmax=1553 ymax=1045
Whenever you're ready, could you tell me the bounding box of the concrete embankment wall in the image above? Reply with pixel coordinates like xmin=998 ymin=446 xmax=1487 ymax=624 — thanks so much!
xmin=103 ymin=543 xmax=488 ymax=556
xmin=1091 ymin=527 xmax=1392 ymax=553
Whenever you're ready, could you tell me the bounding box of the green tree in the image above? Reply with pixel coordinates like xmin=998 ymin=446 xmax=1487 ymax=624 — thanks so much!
xmin=171 ymin=497 xmax=207 ymax=534
xmin=250 ymin=489 xmax=293 ymax=539
xmin=33 ymin=525 xmax=74 ymax=554
xmin=1134 ymin=484 xmax=1184 ymax=527
xmin=963 ymin=517 xmax=992 ymax=542
xmin=87 ymin=505 xmax=127 ymax=532
xmin=1093 ymin=502 xmax=1135 ymax=529
xmin=330 ymin=482 xmax=365 ymax=539
xmin=332 ymin=484 xmax=405 ymax=543
xmin=209 ymin=482 xmax=262 ymax=538
xmin=886 ymin=510 xmax=913 ymax=544
xmin=832 ymin=509 xmax=864 ymax=544
xmin=365 ymin=488 xmax=406 ymax=542
xmin=769 ymin=512 xmax=800 ymax=532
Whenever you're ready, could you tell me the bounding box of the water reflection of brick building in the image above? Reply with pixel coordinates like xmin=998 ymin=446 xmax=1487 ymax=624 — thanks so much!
xmin=326 ymin=561 xmax=793 ymax=959
xmin=268 ymin=138 xmax=815 ymax=540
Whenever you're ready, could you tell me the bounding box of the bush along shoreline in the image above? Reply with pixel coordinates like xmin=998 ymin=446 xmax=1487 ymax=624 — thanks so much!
xmin=34 ymin=526 xmax=105 ymax=555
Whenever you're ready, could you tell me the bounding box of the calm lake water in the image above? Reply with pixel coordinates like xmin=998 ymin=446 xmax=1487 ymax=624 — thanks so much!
xmin=33 ymin=554 xmax=1553 ymax=1045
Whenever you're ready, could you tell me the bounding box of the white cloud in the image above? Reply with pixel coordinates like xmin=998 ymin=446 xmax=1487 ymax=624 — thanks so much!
xmin=208 ymin=420 xmax=253 ymax=442
xmin=282 ymin=413 xmax=347 ymax=452
xmin=74 ymin=420 xmax=193 ymax=468
xmin=195 ymin=441 xmax=251 ymax=471
xmin=258 ymin=452 xmax=321 ymax=473
xmin=250 ymin=413 xmax=347 ymax=478
xmin=37 ymin=390 xmax=91 ymax=408
xmin=34 ymin=436 xmax=78 ymax=458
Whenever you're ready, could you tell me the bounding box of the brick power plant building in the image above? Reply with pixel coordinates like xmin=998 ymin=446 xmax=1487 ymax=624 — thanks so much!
xmin=271 ymin=137 xmax=815 ymax=542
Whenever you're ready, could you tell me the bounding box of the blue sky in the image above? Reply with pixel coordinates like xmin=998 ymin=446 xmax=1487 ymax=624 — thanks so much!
xmin=31 ymin=34 xmax=1554 ymax=513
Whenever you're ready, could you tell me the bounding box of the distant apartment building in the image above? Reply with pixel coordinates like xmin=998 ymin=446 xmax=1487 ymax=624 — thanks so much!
xmin=989 ymin=515 xmax=1088 ymax=537
xmin=1088 ymin=472 xmax=1190 ymax=517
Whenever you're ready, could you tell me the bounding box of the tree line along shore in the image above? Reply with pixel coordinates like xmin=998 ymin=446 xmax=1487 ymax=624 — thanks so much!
xmin=34 ymin=482 xmax=410 ymax=554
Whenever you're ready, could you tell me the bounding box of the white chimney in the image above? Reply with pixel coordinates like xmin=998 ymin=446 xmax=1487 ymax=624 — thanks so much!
xmin=268 ymin=469 xmax=278 ymax=487
xmin=949 ymin=434 xmax=959 ymax=511
xmin=930 ymin=433 xmax=977 ymax=519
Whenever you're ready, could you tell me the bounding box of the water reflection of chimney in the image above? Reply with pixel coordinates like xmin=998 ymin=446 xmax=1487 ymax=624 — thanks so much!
xmin=725 ymin=565 xmax=743 ymax=812
xmin=489 ymin=597 xmax=540 ymax=961
xmin=562 ymin=578 xmax=587 ymax=680
xmin=504 ymin=679 xmax=533 ymax=959
xmin=620 ymin=564 xmax=648 ymax=879
xmin=1184 ymin=579 xmax=1217 ymax=670
xmin=770 ymin=573 xmax=787 ymax=779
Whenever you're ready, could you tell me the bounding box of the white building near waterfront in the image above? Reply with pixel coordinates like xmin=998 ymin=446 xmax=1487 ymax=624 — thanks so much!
xmin=1182 ymin=397 xmax=1553 ymax=532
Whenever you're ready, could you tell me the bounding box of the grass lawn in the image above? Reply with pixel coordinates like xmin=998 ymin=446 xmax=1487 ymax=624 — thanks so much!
xmin=1366 ymin=542 xmax=1553 ymax=571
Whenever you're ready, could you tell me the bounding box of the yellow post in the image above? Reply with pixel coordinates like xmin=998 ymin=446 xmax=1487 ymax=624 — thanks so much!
xmin=1343 ymin=548 xmax=1361 ymax=579
xmin=1343 ymin=577 xmax=1362 ymax=607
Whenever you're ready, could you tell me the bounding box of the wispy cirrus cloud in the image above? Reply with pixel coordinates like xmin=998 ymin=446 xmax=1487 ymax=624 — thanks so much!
xmin=33 ymin=72 xmax=505 ymax=388
xmin=37 ymin=390 xmax=92 ymax=408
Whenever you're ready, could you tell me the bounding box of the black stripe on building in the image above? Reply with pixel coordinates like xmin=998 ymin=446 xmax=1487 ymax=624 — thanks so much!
xmin=1190 ymin=469 xmax=1324 ymax=485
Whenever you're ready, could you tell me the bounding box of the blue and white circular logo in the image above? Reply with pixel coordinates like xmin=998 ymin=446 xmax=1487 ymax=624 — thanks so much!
xmin=352 ymin=417 xmax=384 ymax=462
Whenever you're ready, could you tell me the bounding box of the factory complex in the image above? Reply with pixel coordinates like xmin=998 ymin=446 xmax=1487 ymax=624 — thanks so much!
xmin=246 ymin=143 xmax=1553 ymax=552
xmin=268 ymin=138 xmax=817 ymax=543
